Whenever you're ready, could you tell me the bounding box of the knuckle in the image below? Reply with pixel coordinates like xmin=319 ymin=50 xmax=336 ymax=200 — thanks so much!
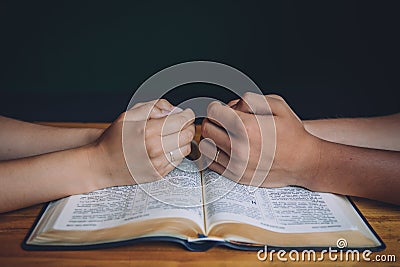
xmin=229 ymin=160 xmax=245 ymax=175
xmin=156 ymin=99 xmax=171 ymax=109
xmin=132 ymin=102 xmax=145 ymax=108
xmin=185 ymin=108 xmax=195 ymax=120
xmin=242 ymin=92 xmax=255 ymax=101
xmin=147 ymin=144 xmax=160 ymax=158
xmin=207 ymin=102 xmax=219 ymax=118
xmin=157 ymin=98 xmax=168 ymax=105
xmin=176 ymin=115 xmax=187 ymax=128
xmin=152 ymin=157 xmax=164 ymax=169
xmin=268 ymin=94 xmax=285 ymax=102
xmin=181 ymin=129 xmax=194 ymax=143
xmin=144 ymin=125 xmax=155 ymax=138
xmin=181 ymin=145 xmax=191 ymax=156
xmin=201 ymin=122 xmax=209 ymax=137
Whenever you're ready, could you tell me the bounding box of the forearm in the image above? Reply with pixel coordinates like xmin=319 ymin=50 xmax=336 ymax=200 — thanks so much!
xmin=303 ymin=113 xmax=400 ymax=151
xmin=0 ymin=116 xmax=103 ymax=160
xmin=301 ymin=139 xmax=400 ymax=205
xmin=0 ymin=145 xmax=110 ymax=213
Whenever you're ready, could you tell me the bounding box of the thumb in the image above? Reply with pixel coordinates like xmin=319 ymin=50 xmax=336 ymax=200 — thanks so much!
xmin=265 ymin=95 xmax=301 ymax=121
xmin=234 ymin=92 xmax=273 ymax=115
xmin=125 ymin=102 xmax=164 ymax=121
xmin=125 ymin=100 xmax=182 ymax=121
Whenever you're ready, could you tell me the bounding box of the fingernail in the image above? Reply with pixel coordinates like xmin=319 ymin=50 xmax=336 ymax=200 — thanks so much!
xmin=159 ymin=107 xmax=183 ymax=117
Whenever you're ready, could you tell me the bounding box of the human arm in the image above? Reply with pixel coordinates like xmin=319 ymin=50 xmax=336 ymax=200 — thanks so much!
xmin=0 ymin=116 xmax=103 ymax=160
xmin=304 ymin=114 xmax=400 ymax=151
xmin=201 ymin=92 xmax=400 ymax=205
xmin=0 ymin=100 xmax=195 ymax=213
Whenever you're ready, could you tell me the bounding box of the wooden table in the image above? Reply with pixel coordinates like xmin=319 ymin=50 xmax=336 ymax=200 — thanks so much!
xmin=0 ymin=123 xmax=399 ymax=266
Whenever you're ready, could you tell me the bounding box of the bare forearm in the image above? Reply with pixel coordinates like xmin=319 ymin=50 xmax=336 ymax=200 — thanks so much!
xmin=304 ymin=113 xmax=400 ymax=151
xmin=0 ymin=145 xmax=110 ymax=213
xmin=301 ymin=139 xmax=400 ymax=205
xmin=0 ymin=116 xmax=103 ymax=160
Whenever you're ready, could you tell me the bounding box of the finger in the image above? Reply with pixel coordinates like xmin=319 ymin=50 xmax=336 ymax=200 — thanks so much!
xmin=170 ymin=144 xmax=192 ymax=161
xmin=209 ymin=160 xmax=261 ymax=186
xmin=132 ymin=99 xmax=174 ymax=111
xmin=158 ymin=157 xmax=182 ymax=177
xmin=235 ymin=93 xmax=299 ymax=120
xmin=207 ymin=101 xmax=247 ymax=137
xmin=154 ymin=99 xmax=175 ymax=111
xmin=132 ymin=99 xmax=158 ymax=109
xmin=126 ymin=101 xmax=167 ymax=121
xmin=264 ymin=95 xmax=301 ymax=121
xmin=152 ymin=144 xmax=191 ymax=172
xmin=146 ymin=108 xmax=195 ymax=137
xmin=124 ymin=103 xmax=159 ymax=121
xmin=265 ymin=94 xmax=301 ymax=121
xmin=208 ymin=161 xmax=227 ymax=176
xmin=152 ymin=154 xmax=184 ymax=178
xmin=263 ymin=95 xmax=288 ymax=116
xmin=201 ymin=120 xmax=231 ymax=155
xmin=146 ymin=124 xmax=195 ymax=158
xmin=153 ymin=103 xmax=183 ymax=119
xmin=227 ymin=99 xmax=240 ymax=107
xmin=130 ymin=99 xmax=177 ymax=120
xmin=200 ymin=141 xmax=230 ymax=168
xmin=158 ymin=143 xmax=193 ymax=176
xmin=162 ymin=108 xmax=195 ymax=135
xmin=234 ymin=92 xmax=273 ymax=115
xmin=208 ymin=161 xmax=241 ymax=184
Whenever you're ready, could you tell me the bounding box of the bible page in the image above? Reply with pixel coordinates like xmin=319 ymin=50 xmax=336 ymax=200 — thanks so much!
xmin=53 ymin=159 xmax=205 ymax=232
xmin=203 ymin=170 xmax=355 ymax=233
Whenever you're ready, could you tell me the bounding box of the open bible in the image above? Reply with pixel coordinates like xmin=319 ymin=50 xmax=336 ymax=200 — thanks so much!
xmin=23 ymin=159 xmax=384 ymax=251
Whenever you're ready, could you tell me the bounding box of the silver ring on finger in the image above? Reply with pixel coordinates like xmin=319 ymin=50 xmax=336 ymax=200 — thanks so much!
xmin=214 ymin=149 xmax=221 ymax=163
xmin=169 ymin=151 xmax=175 ymax=162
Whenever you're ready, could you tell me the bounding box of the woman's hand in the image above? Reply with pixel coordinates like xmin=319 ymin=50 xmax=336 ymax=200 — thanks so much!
xmin=90 ymin=99 xmax=195 ymax=188
xmin=201 ymin=92 xmax=319 ymax=188
xmin=0 ymin=99 xmax=195 ymax=213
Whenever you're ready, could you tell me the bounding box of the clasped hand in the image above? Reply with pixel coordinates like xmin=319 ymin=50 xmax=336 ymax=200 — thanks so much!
xmin=91 ymin=99 xmax=195 ymax=187
xmin=100 ymin=93 xmax=318 ymax=191
xmin=100 ymin=94 xmax=317 ymax=190
xmin=201 ymin=92 xmax=318 ymax=189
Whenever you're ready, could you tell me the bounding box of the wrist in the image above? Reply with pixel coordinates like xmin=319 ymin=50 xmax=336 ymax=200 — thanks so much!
xmin=80 ymin=143 xmax=112 ymax=192
xmin=83 ymin=128 xmax=104 ymax=144
xmin=47 ymin=144 xmax=111 ymax=196
xmin=293 ymin=134 xmax=324 ymax=191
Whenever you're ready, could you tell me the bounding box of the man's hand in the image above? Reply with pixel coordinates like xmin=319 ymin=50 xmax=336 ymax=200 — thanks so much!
xmin=202 ymin=92 xmax=400 ymax=205
xmin=201 ymin=92 xmax=319 ymax=188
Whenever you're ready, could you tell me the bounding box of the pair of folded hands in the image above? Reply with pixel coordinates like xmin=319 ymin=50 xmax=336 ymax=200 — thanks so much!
xmin=93 ymin=92 xmax=317 ymax=191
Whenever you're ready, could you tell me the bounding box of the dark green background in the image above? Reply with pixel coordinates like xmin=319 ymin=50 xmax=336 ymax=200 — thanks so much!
xmin=1 ymin=0 xmax=399 ymax=122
